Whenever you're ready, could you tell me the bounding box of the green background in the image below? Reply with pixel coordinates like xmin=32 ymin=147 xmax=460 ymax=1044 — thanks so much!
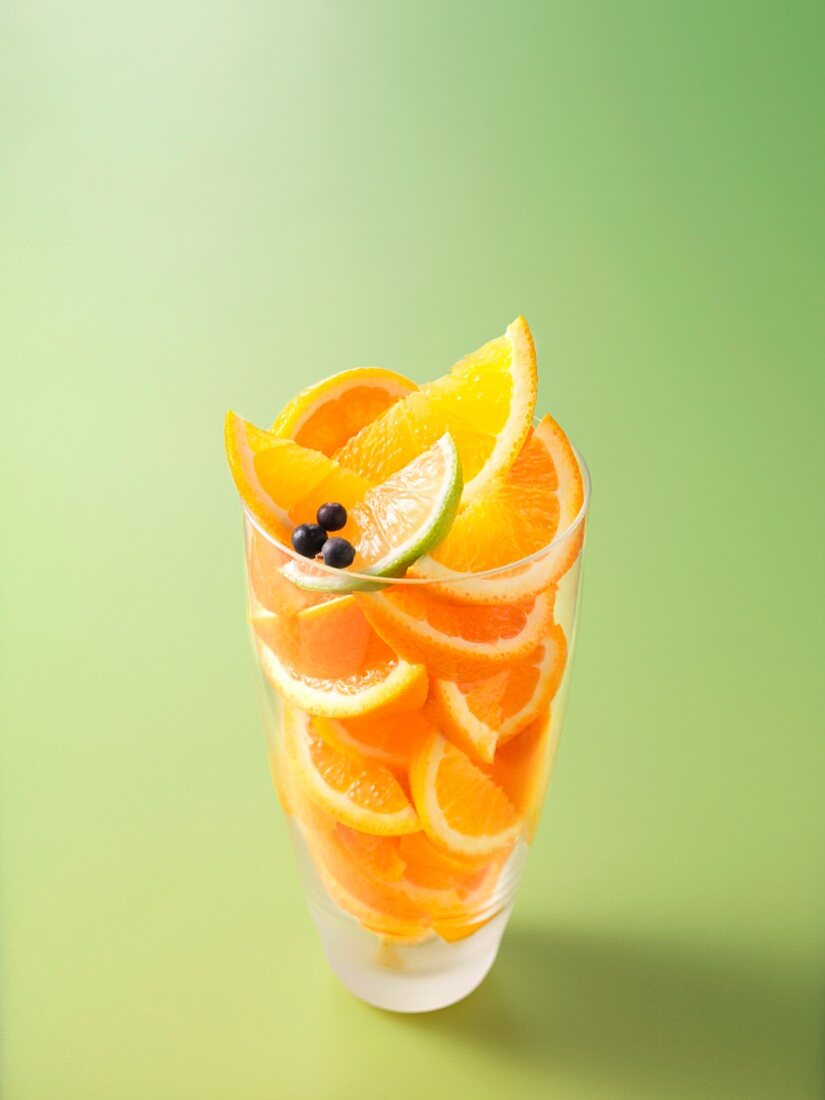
xmin=2 ymin=2 xmax=823 ymax=1097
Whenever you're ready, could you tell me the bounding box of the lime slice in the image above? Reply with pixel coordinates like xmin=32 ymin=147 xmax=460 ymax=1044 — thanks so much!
xmin=284 ymin=434 xmax=462 ymax=593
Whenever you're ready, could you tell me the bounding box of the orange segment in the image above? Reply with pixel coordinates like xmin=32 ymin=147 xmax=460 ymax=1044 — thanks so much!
xmin=225 ymin=410 xmax=372 ymax=543
xmin=304 ymin=829 xmax=429 ymax=940
xmin=330 ymin=823 xmax=406 ymax=884
xmin=271 ymin=367 xmax=417 ymax=455
xmin=488 ymin=711 xmax=554 ymax=840
xmin=411 ymin=413 xmax=586 ymax=601
xmin=314 ymin=709 xmax=435 ymax=771
xmin=247 ymin=526 xmax=330 ymax=616
xmin=428 ymin=623 xmax=567 ymax=763
xmin=285 ymin=707 xmax=420 ymax=835
xmin=335 ymin=317 xmax=537 ymax=504
xmin=398 ymin=831 xmax=487 ymax=891
xmin=253 ymin=597 xmax=428 ymax=718
xmin=409 ymin=732 xmax=521 ymax=858
xmin=356 ymin=587 xmax=554 ymax=679
xmin=538 ymin=413 xmax=586 ymax=583
xmin=428 ymin=417 xmax=560 ymax=572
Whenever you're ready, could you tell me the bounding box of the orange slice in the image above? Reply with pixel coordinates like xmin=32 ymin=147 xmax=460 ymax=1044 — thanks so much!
xmin=398 ymin=831 xmax=487 ymax=892
xmin=335 ymin=317 xmax=537 ymax=505
xmin=488 ymin=711 xmax=554 ymax=840
xmin=305 ymin=830 xmax=429 ymax=940
xmin=313 ymin=709 xmax=435 ymax=771
xmin=356 ymin=587 xmax=554 ymax=680
xmin=329 ymin=823 xmax=406 ymax=884
xmin=409 ymin=732 xmax=521 ymax=858
xmin=285 ymin=707 xmax=420 ymax=835
xmin=271 ymin=367 xmax=417 ymax=455
xmin=411 ymin=413 xmax=586 ymax=602
xmin=253 ymin=597 xmax=427 ymax=718
xmin=427 ymin=623 xmax=567 ymax=763
xmin=247 ymin=526 xmax=331 ymax=616
xmin=426 ymin=416 xmax=560 ymax=571
xmin=225 ymin=410 xmax=371 ymax=542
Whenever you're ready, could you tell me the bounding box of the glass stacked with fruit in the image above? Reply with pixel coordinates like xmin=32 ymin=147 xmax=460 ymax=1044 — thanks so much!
xmin=225 ymin=317 xmax=589 ymax=1010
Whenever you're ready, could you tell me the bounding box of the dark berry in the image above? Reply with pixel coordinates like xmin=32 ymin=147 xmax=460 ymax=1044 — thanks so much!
xmin=321 ymin=536 xmax=356 ymax=569
xmin=317 ymin=501 xmax=348 ymax=532
xmin=291 ymin=523 xmax=327 ymax=558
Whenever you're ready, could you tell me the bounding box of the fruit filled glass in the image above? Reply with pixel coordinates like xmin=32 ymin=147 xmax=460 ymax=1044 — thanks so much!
xmin=226 ymin=318 xmax=589 ymax=1011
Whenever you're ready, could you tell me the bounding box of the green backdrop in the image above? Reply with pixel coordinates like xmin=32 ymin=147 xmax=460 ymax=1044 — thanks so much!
xmin=2 ymin=2 xmax=822 ymax=1097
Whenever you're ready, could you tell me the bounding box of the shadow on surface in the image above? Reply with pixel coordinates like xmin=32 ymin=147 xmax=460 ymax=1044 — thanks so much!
xmin=406 ymin=923 xmax=820 ymax=1099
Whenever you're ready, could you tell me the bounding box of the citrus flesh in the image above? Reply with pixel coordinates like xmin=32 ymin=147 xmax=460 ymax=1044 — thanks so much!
xmin=271 ymin=367 xmax=416 ymax=455
xmin=335 ymin=317 xmax=537 ymax=504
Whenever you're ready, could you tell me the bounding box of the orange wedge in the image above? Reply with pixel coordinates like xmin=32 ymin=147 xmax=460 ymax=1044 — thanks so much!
xmin=356 ymin=587 xmax=554 ymax=680
xmin=271 ymin=367 xmax=417 ymax=455
xmin=253 ymin=597 xmax=427 ymax=718
xmin=398 ymin=831 xmax=487 ymax=892
xmin=313 ymin=709 xmax=435 ymax=771
xmin=409 ymin=732 xmax=521 ymax=858
xmin=335 ymin=317 xmax=537 ymax=505
xmin=225 ymin=410 xmax=371 ymax=542
xmin=247 ymin=526 xmax=331 ymax=616
xmin=285 ymin=707 xmax=420 ymax=835
xmin=305 ymin=831 xmax=429 ymax=940
xmin=327 ymin=823 xmax=406 ymax=884
xmin=411 ymin=413 xmax=586 ymax=602
xmin=426 ymin=417 xmax=560 ymax=571
xmin=488 ymin=712 xmax=554 ymax=839
xmin=428 ymin=623 xmax=567 ymax=763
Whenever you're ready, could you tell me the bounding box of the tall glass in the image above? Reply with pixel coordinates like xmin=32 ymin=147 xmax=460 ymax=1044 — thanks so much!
xmin=241 ymin=447 xmax=589 ymax=1012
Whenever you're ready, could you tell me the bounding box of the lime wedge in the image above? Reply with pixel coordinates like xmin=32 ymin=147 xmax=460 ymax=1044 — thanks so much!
xmin=284 ymin=434 xmax=462 ymax=593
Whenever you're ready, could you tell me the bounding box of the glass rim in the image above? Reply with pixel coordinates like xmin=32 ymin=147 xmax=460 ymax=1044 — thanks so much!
xmin=242 ymin=435 xmax=591 ymax=588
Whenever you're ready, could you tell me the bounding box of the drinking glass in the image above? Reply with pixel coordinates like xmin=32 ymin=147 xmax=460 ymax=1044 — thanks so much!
xmin=240 ymin=446 xmax=589 ymax=1012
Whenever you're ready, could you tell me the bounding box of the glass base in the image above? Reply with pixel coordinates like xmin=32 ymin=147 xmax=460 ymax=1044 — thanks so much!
xmin=308 ymin=901 xmax=511 ymax=1012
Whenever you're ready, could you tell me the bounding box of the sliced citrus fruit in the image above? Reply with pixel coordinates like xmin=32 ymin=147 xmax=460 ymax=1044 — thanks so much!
xmin=328 ymin=823 xmax=406 ymax=883
xmin=247 ymin=526 xmax=331 ymax=616
xmin=356 ymin=587 xmax=554 ymax=679
xmin=335 ymin=317 xmax=537 ymax=505
xmin=427 ymin=623 xmax=567 ymax=763
xmin=313 ymin=709 xmax=435 ymax=771
xmin=398 ymin=831 xmax=487 ymax=892
xmin=409 ymin=732 xmax=521 ymax=858
xmin=225 ymin=410 xmax=371 ymax=542
xmin=254 ymin=598 xmax=427 ymax=718
xmin=271 ymin=367 xmax=417 ymax=455
xmin=284 ymin=707 xmax=419 ymax=835
xmin=411 ymin=413 xmax=586 ymax=602
xmin=423 ymin=415 xmax=560 ymax=571
xmin=304 ymin=829 xmax=429 ymax=940
xmin=284 ymin=434 xmax=462 ymax=593
xmin=488 ymin=711 xmax=554 ymax=840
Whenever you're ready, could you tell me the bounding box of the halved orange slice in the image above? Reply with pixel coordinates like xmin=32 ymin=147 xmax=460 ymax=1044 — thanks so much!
xmin=488 ymin=711 xmax=554 ymax=840
xmin=271 ymin=367 xmax=417 ymax=455
xmin=225 ymin=410 xmax=370 ymax=542
xmin=335 ymin=317 xmax=537 ymax=505
xmin=253 ymin=597 xmax=427 ymax=718
xmin=409 ymin=732 xmax=521 ymax=858
xmin=411 ymin=413 xmax=586 ymax=602
xmin=285 ymin=708 xmax=420 ymax=835
xmin=427 ymin=623 xmax=567 ymax=763
xmin=313 ymin=709 xmax=435 ymax=771
xmin=356 ymin=587 xmax=554 ymax=679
